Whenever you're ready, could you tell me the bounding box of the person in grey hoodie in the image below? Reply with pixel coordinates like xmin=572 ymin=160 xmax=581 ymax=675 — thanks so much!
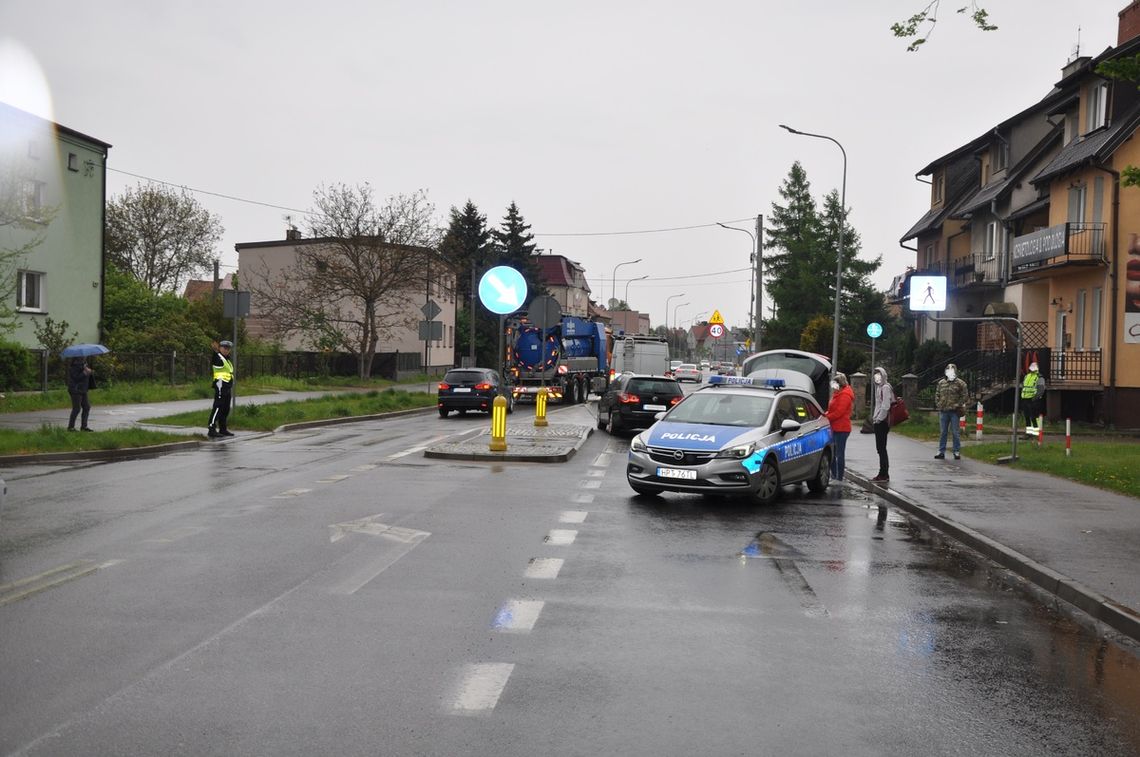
xmin=870 ymin=366 xmax=894 ymax=483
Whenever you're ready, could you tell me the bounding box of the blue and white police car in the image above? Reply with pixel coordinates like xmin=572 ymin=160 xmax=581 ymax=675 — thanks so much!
xmin=625 ymin=375 xmax=834 ymax=504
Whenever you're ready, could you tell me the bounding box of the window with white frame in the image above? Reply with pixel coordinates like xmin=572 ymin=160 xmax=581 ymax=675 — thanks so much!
xmin=1087 ymin=81 xmax=1108 ymax=133
xmin=932 ymin=173 xmax=945 ymax=204
xmin=984 ymin=221 xmax=1002 ymax=261
xmin=992 ymin=139 xmax=1009 ymax=172
xmin=1075 ymin=289 xmax=1086 ymax=350
xmin=17 ymin=270 xmax=44 ymax=311
xmin=1068 ymin=184 xmax=1087 ymax=224
xmin=923 ymin=242 xmax=937 ymax=269
xmin=1090 ymin=287 xmax=1102 ymax=350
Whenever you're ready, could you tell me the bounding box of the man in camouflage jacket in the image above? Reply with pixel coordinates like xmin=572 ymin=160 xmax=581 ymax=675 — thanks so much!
xmin=934 ymin=362 xmax=970 ymax=460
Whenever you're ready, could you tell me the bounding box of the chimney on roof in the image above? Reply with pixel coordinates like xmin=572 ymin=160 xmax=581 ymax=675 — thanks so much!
xmin=1121 ymin=1 xmax=1140 ymax=45
xmin=286 ymin=228 xmax=301 ymax=241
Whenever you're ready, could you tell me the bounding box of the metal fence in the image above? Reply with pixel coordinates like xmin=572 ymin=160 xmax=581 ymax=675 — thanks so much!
xmin=21 ymin=350 xmax=426 ymax=392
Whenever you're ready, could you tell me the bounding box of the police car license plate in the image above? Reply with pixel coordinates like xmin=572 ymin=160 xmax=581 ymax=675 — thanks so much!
xmin=657 ymin=467 xmax=696 ymax=480
xmin=453 ymin=388 xmax=471 ymax=393
xmin=643 ymin=404 xmax=666 ymax=411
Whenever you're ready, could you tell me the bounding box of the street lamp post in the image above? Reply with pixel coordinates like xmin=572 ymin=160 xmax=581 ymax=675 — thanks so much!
xmin=624 ymin=274 xmax=649 ymax=305
xmin=665 ymin=293 xmax=686 ymax=357
xmin=673 ymin=302 xmax=690 ymax=358
xmin=611 ymin=258 xmax=642 ymax=310
xmin=717 ymin=219 xmax=762 ymax=352
xmin=780 ymin=125 xmax=846 ymax=376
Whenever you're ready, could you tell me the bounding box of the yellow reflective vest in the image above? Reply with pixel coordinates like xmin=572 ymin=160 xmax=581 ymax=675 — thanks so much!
xmin=1020 ymin=372 xmax=1040 ymax=399
xmin=212 ymin=354 xmax=234 ymax=383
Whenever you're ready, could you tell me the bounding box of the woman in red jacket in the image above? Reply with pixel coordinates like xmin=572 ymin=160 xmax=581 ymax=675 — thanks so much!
xmin=823 ymin=372 xmax=854 ymax=482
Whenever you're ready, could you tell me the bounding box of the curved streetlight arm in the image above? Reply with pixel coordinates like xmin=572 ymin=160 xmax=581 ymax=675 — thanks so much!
xmin=611 ymin=258 xmax=642 ymax=310
xmin=780 ymin=124 xmax=847 ymax=377
xmin=624 ymin=274 xmax=650 ymax=304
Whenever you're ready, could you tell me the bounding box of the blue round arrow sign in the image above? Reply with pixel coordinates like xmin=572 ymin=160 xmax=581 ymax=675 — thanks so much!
xmin=478 ymin=266 xmax=528 ymax=315
xmin=866 ymin=322 xmax=883 ymax=339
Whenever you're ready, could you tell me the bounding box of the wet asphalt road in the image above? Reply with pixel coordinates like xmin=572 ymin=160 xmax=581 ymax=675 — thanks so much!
xmin=1 ymin=402 xmax=1139 ymax=756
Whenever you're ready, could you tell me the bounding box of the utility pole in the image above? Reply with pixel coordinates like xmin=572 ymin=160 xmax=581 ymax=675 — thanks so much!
xmin=754 ymin=213 xmax=763 ymax=352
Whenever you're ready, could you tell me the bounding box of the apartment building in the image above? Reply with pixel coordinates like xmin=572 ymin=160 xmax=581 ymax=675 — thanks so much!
xmin=896 ymin=2 xmax=1140 ymax=426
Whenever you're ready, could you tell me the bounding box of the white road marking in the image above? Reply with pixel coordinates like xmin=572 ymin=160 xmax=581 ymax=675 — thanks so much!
xmin=524 ymin=557 xmax=564 ymax=579
xmin=328 ymin=514 xmax=431 ymax=544
xmin=142 ymin=526 xmax=208 ymax=544
xmin=577 ymin=479 xmax=601 ymax=490
xmin=450 ymin=663 xmax=515 ymax=714
xmin=317 ymin=474 xmax=351 ymax=483
xmin=559 ymin=510 xmax=588 ymax=524
xmin=326 ymin=540 xmax=427 ymax=595
xmin=585 ymin=468 xmax=606 ymax=479
xmin=350 ymin=464 xmax=377 ymax=472
xmin=388 ymin=434 xmax=451 ymax=460
xmin=272 ymin=488 xmax=312 ymax=499
xmin=545 ymin=529 xmax=577 ymax=546
xmin=571 ymin=493 xmax=595 ymax=505
xmin=591 ymin=452 xmax=613 ymax=467
xmin=491 ymin=599 xmax=545 ymax=632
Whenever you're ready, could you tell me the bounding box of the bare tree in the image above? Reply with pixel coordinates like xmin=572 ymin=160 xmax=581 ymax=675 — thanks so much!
xmin=250 ymin=184 xmax=443 ymax=378
xmin=105 ymin=182 xmax=223 ymax=294
xmin=0 ymin=157 xmax=59 ymax=334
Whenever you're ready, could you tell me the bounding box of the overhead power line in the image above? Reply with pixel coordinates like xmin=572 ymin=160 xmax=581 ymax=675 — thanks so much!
xmin=536 ymin=218 xmax=756 ymax=237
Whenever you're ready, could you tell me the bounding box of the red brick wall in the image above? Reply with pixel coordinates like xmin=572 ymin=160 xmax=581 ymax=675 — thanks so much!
xmin=1120 ymin=1 xmax=1140 ymax=45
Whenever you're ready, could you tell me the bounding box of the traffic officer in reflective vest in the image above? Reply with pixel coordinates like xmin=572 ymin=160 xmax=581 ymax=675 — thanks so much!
xmin=208 ymin=339 xmax=235 ymax=438
xmin=1020 ymin=361 xmax=1045 ymax=434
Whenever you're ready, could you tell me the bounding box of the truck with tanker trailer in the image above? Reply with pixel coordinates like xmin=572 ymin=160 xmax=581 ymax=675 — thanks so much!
xmin=508 ymin=314 xmax=611 ymax=404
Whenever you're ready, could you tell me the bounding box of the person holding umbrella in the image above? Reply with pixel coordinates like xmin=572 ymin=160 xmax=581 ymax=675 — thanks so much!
xmin=60 ymin=343 xmax=109 ymax=432
xmin=207 ymin=339 xmax=234 ymax=438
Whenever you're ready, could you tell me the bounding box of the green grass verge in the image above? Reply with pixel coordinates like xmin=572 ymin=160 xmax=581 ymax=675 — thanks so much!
xmin=0 ymin=425 xmax=196 ymax=455
xmin=885 ymin=409 xmax=1139 ymax=498
xmin=143 ymin=388 xmax=437 ymax=431
xmin=960 ymin=441 xmax=1140 ymax=498
xmin=0 ymin=375 xmax=443 ymax=413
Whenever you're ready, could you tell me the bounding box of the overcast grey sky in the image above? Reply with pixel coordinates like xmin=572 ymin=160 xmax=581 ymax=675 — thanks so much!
xmin=0 ymin=0 xmax=1124 ymax=332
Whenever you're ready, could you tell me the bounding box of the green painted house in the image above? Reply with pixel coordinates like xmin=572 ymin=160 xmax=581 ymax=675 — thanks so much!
xmin=0 ymin=101 xmax=109 ymax=348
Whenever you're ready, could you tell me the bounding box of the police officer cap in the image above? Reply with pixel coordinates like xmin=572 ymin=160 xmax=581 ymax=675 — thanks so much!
xmin=219 ymin=340 xmax=233 ymax=348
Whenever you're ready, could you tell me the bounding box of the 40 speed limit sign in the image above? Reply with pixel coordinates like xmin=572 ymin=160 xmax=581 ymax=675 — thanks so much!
xmin=708 ymin=323 xmax=725 ymax=339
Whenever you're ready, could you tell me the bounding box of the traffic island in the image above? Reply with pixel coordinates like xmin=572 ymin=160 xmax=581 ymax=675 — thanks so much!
xmin=423 ymin=424 xmax=593 ymax=463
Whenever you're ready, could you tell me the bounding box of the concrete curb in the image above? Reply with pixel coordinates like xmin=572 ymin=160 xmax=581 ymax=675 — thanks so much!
xmin=0 ymin=440 xmax=201 ymax=466
xmin=273 ymin=405 xmax=438 ymax=433
xmin=849 ymin=470 xmax=1140 ymax=643
xmin=424 ymin=426 xmax=594 ymax=464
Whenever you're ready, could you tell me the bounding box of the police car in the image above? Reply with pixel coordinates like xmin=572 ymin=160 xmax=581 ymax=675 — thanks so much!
xmin=625 ymin=375 xmax=834 ymax=504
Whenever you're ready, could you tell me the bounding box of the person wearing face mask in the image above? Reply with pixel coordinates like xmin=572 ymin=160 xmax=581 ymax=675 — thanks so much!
xmin=934 ymin=363 xmax=969 ymax=460
xmin=1021 ymin=361 xmax=1045 ymax=435
xmin=870 ymin=366 xmax=893 ymax=483
xmin=823 ymin=372 xmax=854 ymax=482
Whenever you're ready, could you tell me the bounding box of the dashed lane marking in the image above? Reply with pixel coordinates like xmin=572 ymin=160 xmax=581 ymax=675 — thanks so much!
xmin=491 ymin=599 xmax=545 ymax=633
xmin=142 ymin=526 xmax=208 ymax=544
xmin=449 ymin=663 xmax=515 ymax=714
xmin=524 ymin=558 xmax=564 ymax=579
xmin=570 ymin=493 xmax=595 ymax=505
xmin=387 ymin=434 xmax=451 ymax=460
xmin=272 ymin=488 xmax=313 ymax=499
xmin=577 ymin=479 xmax=601 ymax=490
xmin=544 ymin=529 xmax=578 ymax=546
xmin=316 ymin=474 xmax=351 ymax=483
xmin=0 ymin=559 xmax=121 ymax=607
xmin=591 ymin=452 xmax=613 ymax=467
xmin=559 ymin=510 xmax=588 ymax=524
xmin=350 ymin=464 xmax=377 ymax=472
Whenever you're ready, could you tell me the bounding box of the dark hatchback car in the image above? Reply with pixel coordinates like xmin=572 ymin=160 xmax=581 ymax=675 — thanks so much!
xmin=596 ymin=373 xmax=684 ymax=434
xmin=438 ymin=368 xmax=513 ymax=417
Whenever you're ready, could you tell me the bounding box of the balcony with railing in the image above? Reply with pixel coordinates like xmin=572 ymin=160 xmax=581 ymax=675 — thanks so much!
xmin=952 ymin=254 xmax=1002 ymax=289
xmin=1010 ymin=222 xmax=1107 ymax=276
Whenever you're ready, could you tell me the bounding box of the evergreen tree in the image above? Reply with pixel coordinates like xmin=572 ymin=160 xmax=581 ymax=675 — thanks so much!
xmin=763 ymin=162 xmax=825 ymax=348
xmin=491 ymin=202 xmax=547 ymax=300
xmin=438 ymin=201 xmax=494 ymax=365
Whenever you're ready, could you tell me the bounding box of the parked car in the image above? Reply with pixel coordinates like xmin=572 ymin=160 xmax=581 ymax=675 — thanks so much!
xmin=673 ymin=363 xmax=701 ymax=383
xmin=438 ymin=368 xmax=513 ymax=417
xmin=596 ymin=374 xmax=684 ymax=434
xmin=626 ymin=375 xmax=834 ymax=504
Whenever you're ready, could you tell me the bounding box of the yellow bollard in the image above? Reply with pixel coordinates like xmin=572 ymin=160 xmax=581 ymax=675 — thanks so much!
xmin=489 ymin=395 xmax=508 ymax=451
xmin=534 ymin=387 xmax=549 ymax=427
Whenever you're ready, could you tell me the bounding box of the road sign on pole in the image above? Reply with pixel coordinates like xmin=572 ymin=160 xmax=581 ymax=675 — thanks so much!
xmin=709 ymin=310 xmax=725 ymax=325
xmin=479 ymin=266 xmax=527 ymax=315
xmin=421 ymin=299 xmax=442 ymax=321
xmin=708 ymin=323 xmax=725 ymax=339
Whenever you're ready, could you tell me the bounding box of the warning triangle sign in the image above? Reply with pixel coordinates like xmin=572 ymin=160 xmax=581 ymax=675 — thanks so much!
xmin=709 ymin=310 xmax=725 ymax=325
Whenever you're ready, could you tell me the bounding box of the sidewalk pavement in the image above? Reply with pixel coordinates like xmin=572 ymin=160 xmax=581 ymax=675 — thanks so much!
xmin=843 ymin=426 xmax=1140 ymax=643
